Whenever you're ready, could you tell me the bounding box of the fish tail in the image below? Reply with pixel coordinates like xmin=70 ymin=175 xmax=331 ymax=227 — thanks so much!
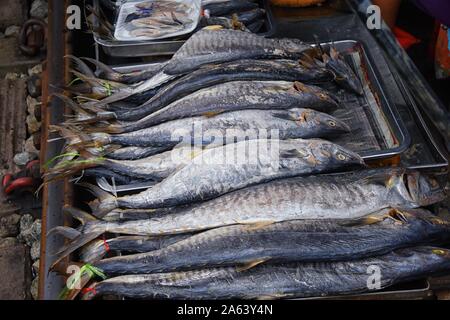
xmin=53 ymin=94 xmax=115 ymax=125
xmin=44 ymin=152 xmax=107 ymax=182
xmin=48 ymin=207 xmax=106 ymax=272
xmin=60 ymin=266 xmax=105 ymax=300
xmin=81 ymin=57 xmax=125 ymax=83
xmin=79 ymin=183 xmax=119 ymax=218
xmin=50 ymin=124 xmax=111 ymax=152
xmin=65 ymin=54 xmax=96 ymax=78
xmin=80 ymin=283 xmax=100 ymax=300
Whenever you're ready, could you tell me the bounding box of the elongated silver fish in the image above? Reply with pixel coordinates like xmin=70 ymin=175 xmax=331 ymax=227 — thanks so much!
xmin=72 ymin=108 xmax=350 ymax=149
xmin=93 ymin=209 xmax=450 ymax=275
xmin=87 ymin=139 xmax=363 ymax=214
xmin=82 ymin=247 xmax=450 ymax=300
xmin=163 ymin=29 xmax=313 ymax=75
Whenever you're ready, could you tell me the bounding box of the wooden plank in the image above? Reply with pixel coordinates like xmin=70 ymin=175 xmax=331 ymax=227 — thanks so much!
xmin=0 ymin=0 xmax=27 ymax=29
xmin=0 ymin=79 xmax=27 ymax=172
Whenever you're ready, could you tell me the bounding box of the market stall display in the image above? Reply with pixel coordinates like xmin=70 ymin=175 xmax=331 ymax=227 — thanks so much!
xmin=39 ymin=0 xmax=449 ymax=300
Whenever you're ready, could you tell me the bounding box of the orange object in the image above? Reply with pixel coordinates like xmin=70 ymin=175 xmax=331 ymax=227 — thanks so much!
xmin=394 ymin=27 xmax=421 ymax=50
xmin=270 ymin=0 xmax=326 ymax=7
xmin=435 ymin=26 xmax=450 ymax=79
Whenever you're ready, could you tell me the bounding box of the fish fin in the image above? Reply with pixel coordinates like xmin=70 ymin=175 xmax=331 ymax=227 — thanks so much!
xmin=78 ymin=183 xmax=118 ymax=217
xmin=63 ymin=206 xmax=98 ymax=225
xmin=203 ymin=110 xmax=225 ymax=118
xmin=280 ymin=149 xmax=309 ymax=159
xmin=244 ymin=221 xmax=276 ymax=231
xmin=47 ymin=226 xmax=81 ymax=241
xmin=341 ymin=209 xmax=407 ymax=227
xmin=237 ymin=258 xmax=270 ymax=272
xmin=65 ymin=55 xmax=96 ymax=78
xmin=81 ymin=57 xmax=122 ymax=81
xmin=203 ymin=25 xmax=225 ymax=31
xmin=271 ymin=111 xmax=295 ymax=121
xmin=49 ymin=231 xmax=103 ymax=272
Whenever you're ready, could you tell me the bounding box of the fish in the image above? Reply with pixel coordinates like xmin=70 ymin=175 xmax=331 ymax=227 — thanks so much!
xmin=66 ymin=108 xmax=350 ymax=150
xmin=229 ymin=8 xmax=266 ymax=25
xmin=203 ymin=0 xmax=259 ymax=17
xmin=162 ymin=29 xmax=313 ymax=75
xmin=92 ymin=209 xmax=450 ymax=275
xmin=313 ymin=45 xmax=363 ymax=95
xmin=81 ymin=247 xmax=450 ymax=300
xmin=85 ymin=139 xmax=364 ymax=215
xmin=84 ymin=81 xmax=340 ymax=133
xmin=80 ymin=234 xmax=195 ymax=264
xmin=47 ymin=167 xmax=446 ymax=269
xmin=107 ymin=59 xmax=334 ymax=122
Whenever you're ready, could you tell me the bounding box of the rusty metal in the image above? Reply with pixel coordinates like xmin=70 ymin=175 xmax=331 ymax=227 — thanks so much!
xmin=39 ymin=0 xmax=72 ymax=300
xmin=20 ymin=19 xmax=48 ymax=56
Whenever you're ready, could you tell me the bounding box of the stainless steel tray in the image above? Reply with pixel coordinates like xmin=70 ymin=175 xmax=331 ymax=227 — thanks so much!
xmin=323 ymin=40 xmax=411 ymax=161
xmin=92 ymin=0 xmax=276 ymax=57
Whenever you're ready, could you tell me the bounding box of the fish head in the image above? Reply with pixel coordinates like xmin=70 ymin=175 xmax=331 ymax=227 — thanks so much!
xmin=282 ymin=140 xmax=365 ymax=170
xmin=291 ymin=109 xmax=351 ymax=135
xmin=387 ymin=170 xmax=446 ymax=208
xmin=318 ymin=141 xmax=365 ymax=169
xmin=293 ymin=82 xmax=340 ymax=110
xmin=324 ymin=47 xmax=363 ymax=96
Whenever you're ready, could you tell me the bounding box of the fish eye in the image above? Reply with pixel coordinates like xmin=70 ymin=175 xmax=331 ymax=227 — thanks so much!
xmin=336 ymin=153 xmax=347 ymax=161
xmin=328 ymin=120 xmax=336 ymax=127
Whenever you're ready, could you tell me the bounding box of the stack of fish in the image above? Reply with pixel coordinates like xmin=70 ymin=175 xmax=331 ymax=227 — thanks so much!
xmin=47 ymin=29 xmax=450 ymax=300
xmin=93 ymin=0 xmax=270 ymax=42
xmin=201 ymin=0 xmax=268 ymax=33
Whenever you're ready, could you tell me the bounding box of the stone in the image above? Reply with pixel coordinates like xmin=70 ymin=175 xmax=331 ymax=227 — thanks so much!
xmin=0 ymin=237 xmax=18 ymax=248
xmin=30 ymin=240 xmax=40 ymax=261
xmin=30 ymin=276 xmax=39 ymax=300
xmin=27 ymin=74 xmax=42 ymax=98
xmin=4 ymin=25 xmax=21 ymax=38
xmin=13 ymin=152 xmax=37 ymax=167
xmin=0 ymin=214 xmax=21 ymax=238
xmin=32 ymin=259 xmax=40 ymax=275
xmin=0 ymin=243 xmax=31 ymax=299
xmin=26 ymin=114 xmax=41 ymax=134
xmin=18 ymin=215 xmax=41 ymax=247
xmin=4 ymin=72 xmax=19 ymax=80
xmin=28 ymin=64 xmax=42 ymax=77
xmin=30 ymin=0 xmax=48 ymax=20
xmin=24 ymin=136 xmax=39 ymax=155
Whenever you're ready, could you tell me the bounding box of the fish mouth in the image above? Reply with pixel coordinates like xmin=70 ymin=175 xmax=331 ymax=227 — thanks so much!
xmin=405 ymin=172 xmax=446 ymax=207
xmin=293 ymin=82 xmax=340 ymax=108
